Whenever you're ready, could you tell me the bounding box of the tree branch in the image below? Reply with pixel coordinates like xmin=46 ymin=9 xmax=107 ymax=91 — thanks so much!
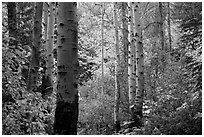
xmin=142 ymin=21 xmax=161 ymax=31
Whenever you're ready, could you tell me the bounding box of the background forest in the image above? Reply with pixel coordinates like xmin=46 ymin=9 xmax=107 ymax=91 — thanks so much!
xmin=2 ymin=2 xmax=202 ymax=135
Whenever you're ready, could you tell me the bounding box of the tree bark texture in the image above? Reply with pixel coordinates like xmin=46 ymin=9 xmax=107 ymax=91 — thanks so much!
xmin=43 ymin=2 xmax=48 ymax=48
xmin=159 ymin=2 xmax=166 ymax=72
xmin=27 ymin=2 xmax=43 ymax=92
xmin=121 ymin=2 xmax=129 ymax=95
xmin=54 ymin=2 xmax=79 ymax=135
xmin=113 ymin=2 xmax=121 ymax=132
xmin=167 ymin=2 xmax=172 ymax=52
xmin=43 ymin=2 xmax=55 ymax=96
xmin=133 ymin=2 xmax=144 ymax=127
xmin=40 ymin=2 xmax=51 ymax=98
xmin=7 ymin=2 xmax=17 ymax=40
xmin=128 ymin=2 xmax=136 ymax=109
xmin=121 ymin=2 xmax=129 ymax=72
xmin=159 ymin=2 xmax=165 ymax=51
xmin=101 ymin=2 xmax=105 ymax=96
xmin=42 ymin=2 xmax=48 ymax=61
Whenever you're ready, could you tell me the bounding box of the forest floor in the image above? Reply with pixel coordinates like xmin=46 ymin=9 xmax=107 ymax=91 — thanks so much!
xmin=77 ymin=120 xmax=162 ymax=135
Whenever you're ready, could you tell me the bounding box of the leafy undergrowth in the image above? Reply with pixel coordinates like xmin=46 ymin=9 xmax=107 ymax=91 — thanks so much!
xmin=2 ymin=92 xmax=56 ymax=135
xmin=77 ymin=64 xmax=202 ymax=135
xmin=78 ymin=95 xmax=114 ymax=135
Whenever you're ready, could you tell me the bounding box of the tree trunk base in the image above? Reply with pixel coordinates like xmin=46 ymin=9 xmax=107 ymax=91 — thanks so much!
xmin=114 ymin=120 xmax=121 ymax=133
xmin=54 ymin=100 xmax=78 ymax=135
xmin=130 ymin=106 xmax=143 ymax=128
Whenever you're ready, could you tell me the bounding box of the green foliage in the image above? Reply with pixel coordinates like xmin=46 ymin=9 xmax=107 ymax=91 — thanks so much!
xmin=2 ymin=2 xmax=55 ymax=135
xmin=2 ymin=2 xmax=202 ymax=135
xmin=78 ymin=2 xmax=116 ymax=86
xmin=16 ymin=2 xmax=34 ymax=48
xmin=2 ymin=93 xmax=56 ymax=135
xmin=2 ymin=2 xmax=30 ymax=104
xmin=144 ymin=58 xmax=202 ymax=135
xmin=78 ymin=56 xmax=98 ymax=85
xmin=141 ymin=2 xmax=202 ymax=135
xmin=147 ymin=100 xmax=202 ymax=135
xmin=78 ymin=96 xmax=114 ymax=135
xmin=78 ymin=74 xmax=130 ymax=135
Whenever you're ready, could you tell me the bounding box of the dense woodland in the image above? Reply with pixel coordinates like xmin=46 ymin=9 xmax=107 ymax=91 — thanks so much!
xmin=2 ymin=2 xmax=202 ymax=135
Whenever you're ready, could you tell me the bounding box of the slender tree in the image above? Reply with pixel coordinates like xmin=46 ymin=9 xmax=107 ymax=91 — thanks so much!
xmin=7 ymin=2 xmax=17 ymax=41
xmin=16 ymin=2 xmax=22 ymax=29
xmin=159 ymin=2 xmax=166 ymax=72
xmin=128 ymin=2 xmax=136 ymax=112
xmin=43 ymin=2 xmax=48 ymax=47
xmin=40 ymin=2 xmax=50 ymax=98
xmin=121 ymin=2 xmax=129 ymax=95
xmin=42 ymin=2 xmax=55 ymax=97
xmin=133 ymin=2 xmax=144 ymax=127
xmin=27 ymin=2 xmax=43 ymax=92
xmin=167 ymin=2 xmax=172 ymax=52
xmin=159 ymin=2 xmax=165 ymax=51
xmin=132 ymin=3 xmax=137 ymax=108
xmin=54 ymin=2 xmax=79 ymax=135
xmin=101 ymin=2 xmax=105 ymax=96
xmin=113 ymin=2 xmax=121 ymax=132
xmin=122 ymin=2 xmax=129 ymax=65
xmin=5 ymin=2 xmax=18 ymax=101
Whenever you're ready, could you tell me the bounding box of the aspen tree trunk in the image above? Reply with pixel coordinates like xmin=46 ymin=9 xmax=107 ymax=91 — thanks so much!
xmin=7 ymin=2 xmax=19 ymax=89
xmin=41 ymin=2 xmax=50 ymax=97
xmin=27 ymin=2 xmax=43 ymax=92
xmin=159 ymin=2 xmax=165 ymax=51
xmin=167 ymin=2 xmax=172 ymax=52
xmin=42 ymin=2 xmax=54 ymax=97
xmin=53 ymin=2 xmax=58 ymax=60
xmin=133 ymin=2 xmax=144 ymax=127
xmin=128 ymin=2 xmax=136 ymax=109
xmin=121 ymin=2 xmax=129 ymax=70
xmin=42 ymin=2 xmax=48 ymax=58
xmin=16 ymin=2 xmax=21 ymax=29
xmin=7 ymin=2 xmax=17 ymax=41
xmin=159 ymin=2 xmax=165 ymax=72
xmin=43 ymin=2 xmax=48 ymax=47
xmin=132 ymin=3 xmax=137 ymax=106
xmin=54 ymin=2 xmax=79 ymax=135
xmin=121 ymin=2 xmax=129 ymax=96
xmin=113 ymin=2 xmax=121 ymax=132
xmin=152 ymin=42 xmax=158 ymax=102
xmin=101 ymin=2 xmax=105 ymax=96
